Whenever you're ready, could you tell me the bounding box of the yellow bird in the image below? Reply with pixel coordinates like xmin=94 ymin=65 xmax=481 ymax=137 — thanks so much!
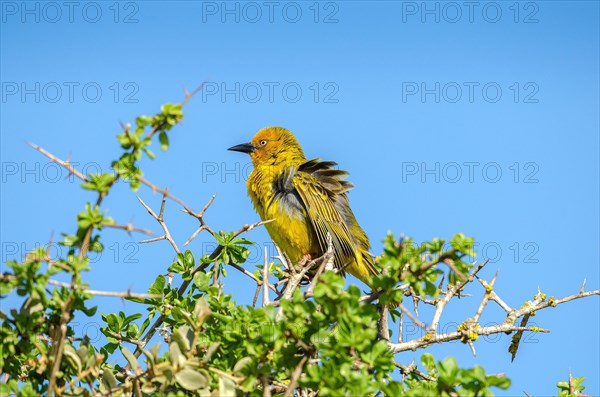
xmin=228 ymin=126 xmax=378 ymax=286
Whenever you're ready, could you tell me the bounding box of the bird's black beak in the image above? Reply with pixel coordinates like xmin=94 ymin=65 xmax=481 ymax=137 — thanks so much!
xmin=228 ymin=143 xmax=256 ymax=154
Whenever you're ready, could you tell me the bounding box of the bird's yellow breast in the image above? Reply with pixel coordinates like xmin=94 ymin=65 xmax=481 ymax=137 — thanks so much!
xmin=247 ymin=166 xmax=318 ymax=265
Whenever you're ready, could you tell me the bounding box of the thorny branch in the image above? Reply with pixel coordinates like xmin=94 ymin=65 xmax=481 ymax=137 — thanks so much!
xmin=389 ymin=263 xmax=599 ymax=354
xmin=46 ymin=279 xmax=161 ymax=300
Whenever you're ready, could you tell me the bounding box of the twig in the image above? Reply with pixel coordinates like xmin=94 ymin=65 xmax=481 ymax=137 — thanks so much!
xmin=304 ymin=235 xmax=335 ymax=298
xmin=137 ymin=193 xmax=180 ymax=254
xmin=429 ymin=260 xmax=488 ymax=332
xmin=275 ymin=234 xmax=334 ymax=319
xmin=390 ymin=287 xmax=598 ymax=354
xmin=262 ymin=246 xmax=270 ymax=306
xmin=398 ymin=312 xmax=403 ymax=343
xmin=234 ymin=219 xmax=275 ymax=237
xmin=47 ymin=279 xmax=161 ymax=300
xmin=393 ymin=361 xmax=434 ymax=382
xmin=274 ymin=245 xmax=292 ymax=273
xmin=182 ymin=193 xmax=217 ymax=245
xmin=398 ymin=304 xmax=427 ymax=330
xmin=283 ymin=355 xmax=309 ymax=397
xmin=477 ymin=276 xmax=512 ymax=314
xmin=104 ymin=223 xmax=154 ymax=236
xmin=26 ymin=141 xmax=89 ymax=182
xmin=104 ymin=329 xmax=145 ymax=347
xmin=443 ymin=258 xmax=468 ymax=282
xmin=262 ymin=375 xmax=272 ymax=397
xmin=378 ymin=304 xmax=390 ymax=341
xmin=137 ymin=175 xmax=188 ymax=208
xmin=359 ymin=284 xmax=410 ymax=304
xmin=473 ymin=271 xmax=498 ymax=323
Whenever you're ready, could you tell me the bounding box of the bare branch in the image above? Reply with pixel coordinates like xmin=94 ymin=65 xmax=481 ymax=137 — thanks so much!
xmin=477 ymin=276 xmax=513 ymax=314
xmin=473 ymin=271 xmax=498 ymax=323
xmin=182 ymin=193 xmax=217 ymax=245
xmin=378 ymin=304 xmax=390 ymax=341
xmin=234 ymin=219 xmax=275 ymax=238
xmin=390 ymin=287 xmax=597 ymax=354
xmin=283 ymin=355 xmax=309 ymax=397
xmin=104 ymin=222 xmax=154 ymax=236
xmin=398 ymin=304 xmax=427 ymax=330
xmin=137 ymin=175 xmax=188 ymax=208
xmin=136 ymin=194 xmax=180 ymax=254
xmin=262 ymin=246 xmax=271 ymax=306
xmin=429 ymin=260 xmax=488 ymax=332
xmin=47 ymin=279 xmax=160 ymax=300
xmin=393 ymin=361 xmax=434 ymax=382
xmin=26 ymin=141 xmax=89 ymax=182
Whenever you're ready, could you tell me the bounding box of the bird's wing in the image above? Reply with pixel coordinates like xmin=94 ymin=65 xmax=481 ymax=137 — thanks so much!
xmin=291 ymin=159 xmax=358 ymax=274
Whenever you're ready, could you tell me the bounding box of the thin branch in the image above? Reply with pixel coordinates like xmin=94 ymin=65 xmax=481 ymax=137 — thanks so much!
xmin=429 ymin=260 xmax=488 ymax=332
xmin=398 ymin=304 xmax=427 ymax=330
xmin=262 ymin=246 xmax=271 ymax=306
xmin=398 ymin=311 xmax=403 ymax=343
xmin=234 ymin=219 xmax=275 ymax=237
xmin=443 ymin=258 xmax=468 ymax=282
xmin=305 ymin=235 xmax=335 ymax=298
xmin=47 ymin=279 xmax=161 ymax=300
xmin=283 ymin=355 xmax=309 ymax=397
xmin=104 ymin=222 xmax=154 ymax=236
xmin=393 ymin=361 xmax=434 ymax=382
xmin=275 ymin=234 xmax=334 ymax=318
xmin=262 ymin=375 xmax=272 ymax=397
xmin=477 ymin=276 xmax=513 ymax=314
xmin=137 ymin=175 xmax=188 ymax=208
xmin=104 ymin=329 xmax=145 ymax=347
xmin=378 ymin=304 xmax=390 ymax=341
xmin=390 ymin=287 xmax=598 ymax=354
xmin=390 ymin=323 xmax=548 ymax=354
xmin=182 ymin=193 xmax=217 ymax=245
xmin=26 ymin=141 xmax=89 ymax=182
xmin=359 ymin=284 xmax=410 ymax=304
xmin=473 ymin=271 xmax=498 ymax=323
xmin=137 ymin=194 xmax=180 ymax=254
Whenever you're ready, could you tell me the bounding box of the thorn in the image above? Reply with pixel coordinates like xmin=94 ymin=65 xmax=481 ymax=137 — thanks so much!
xmin=580 ymin=279 xmax=587 ymax=294
xmin=468 ymin=340 xmax=476 ymax=357
xmin=490 ymin=270 xmax=499 ymax=285
xmin=569 ymin=370 xmax=574 ymax=394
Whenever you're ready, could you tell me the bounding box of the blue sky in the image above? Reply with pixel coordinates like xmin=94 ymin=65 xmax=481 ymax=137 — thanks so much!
xmin=1 ymin=1 xmax=599 ymax=394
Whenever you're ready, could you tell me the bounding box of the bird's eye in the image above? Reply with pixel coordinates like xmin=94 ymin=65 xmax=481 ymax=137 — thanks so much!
xmin=259 ymin=140 xmax=267 ymax=146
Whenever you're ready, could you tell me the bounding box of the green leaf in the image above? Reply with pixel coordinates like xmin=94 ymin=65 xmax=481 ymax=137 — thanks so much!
xmin=171 ymin=326 xmax=191 ymax=352
xmin=169 ymin=341 xmax=186 ymax=368
xmin=148 ymin=275 xmax=165 ymax=297
xmin=175 ymin=368 xmax=208 ymax=391
xmin=143 ymin=148 xmax=156 ymax=159
xmin=120 ymin=346 xmax=138 ymax=371
xmin=421 ymin=353 xmax=435 ymax=374
xmin=437 ymin=357 xmax=458 ymax=383
xmin=101 ymin=367 xmax=118 ymax=389
xmin=63 ymin=344 xmax=82 ymax=373
xmin=219 ymin=376 xmax=236 ymax=397
xmin=159 ymin=131 xmax=169 ymax=151
xmin=193 ymin=272 xmax=210 ymax=291
xmin=233 ymin=356 xmax=253 ymax=376
xmin=194 ymin=298 xmax=211 ymax=325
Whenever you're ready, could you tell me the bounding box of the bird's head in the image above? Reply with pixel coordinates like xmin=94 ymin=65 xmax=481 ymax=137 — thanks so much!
xmin=228 ymin=126 xmax=306 ymax=167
